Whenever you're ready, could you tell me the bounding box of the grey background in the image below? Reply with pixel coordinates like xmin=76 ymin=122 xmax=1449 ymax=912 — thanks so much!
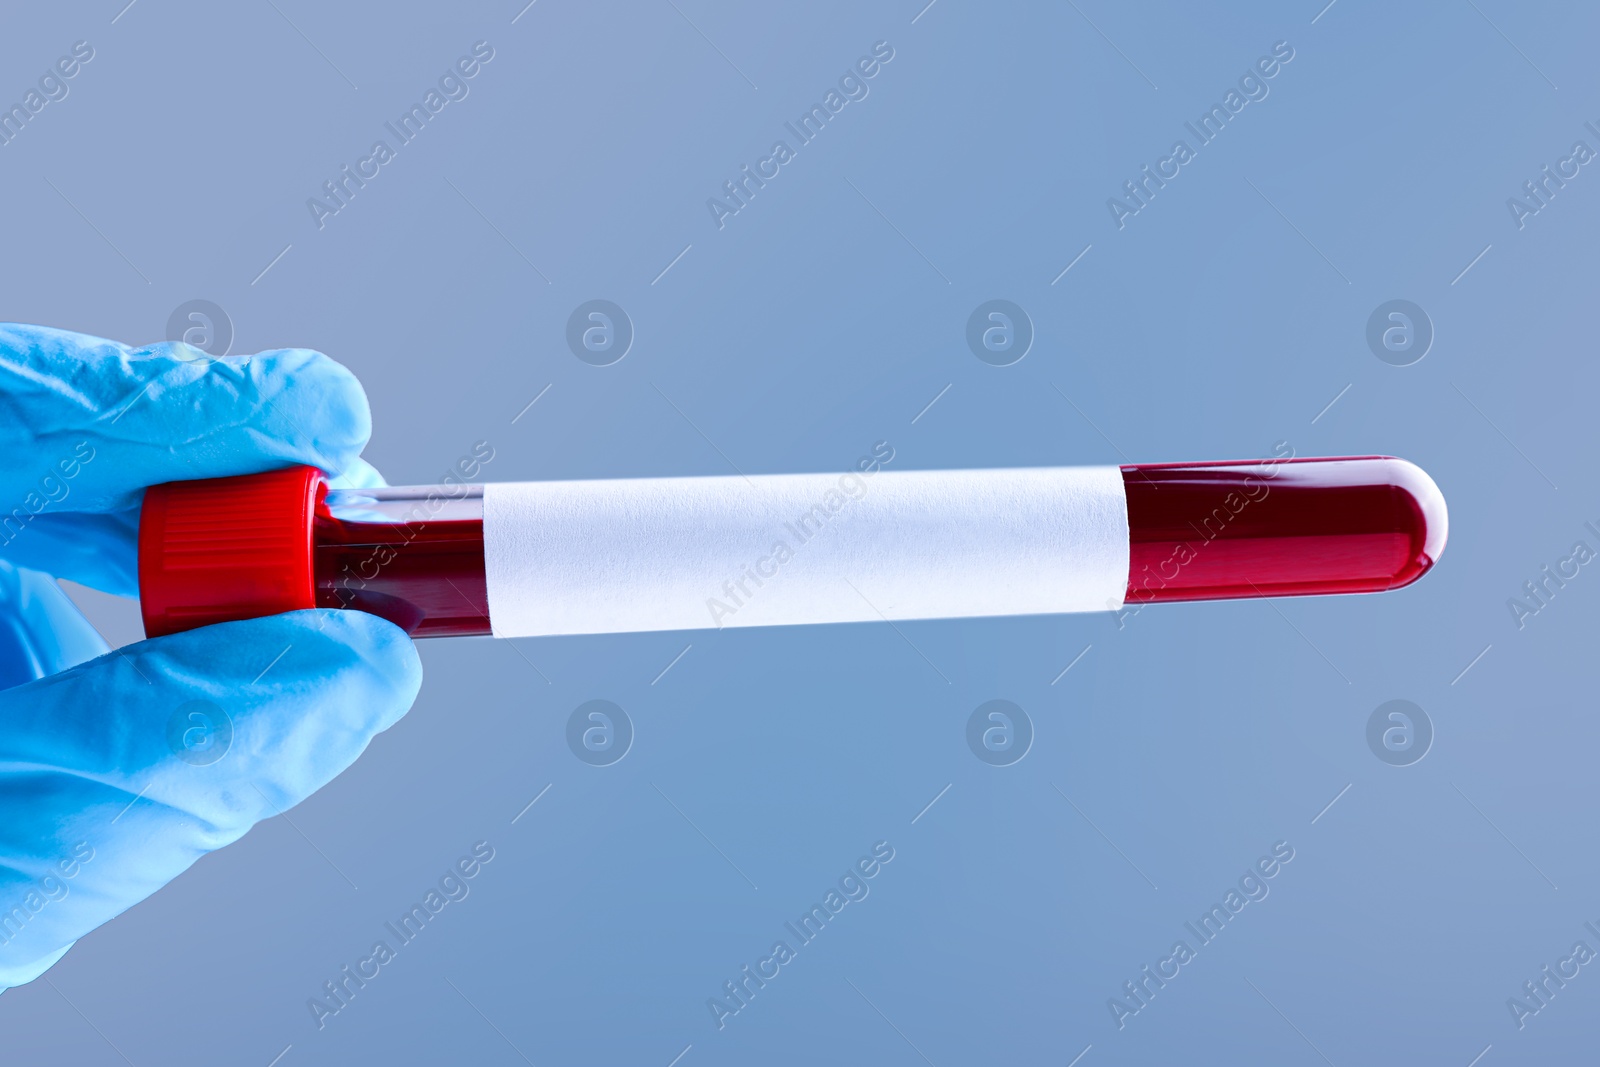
xmin=2 ymin=1 xmax=1597 ymax=1064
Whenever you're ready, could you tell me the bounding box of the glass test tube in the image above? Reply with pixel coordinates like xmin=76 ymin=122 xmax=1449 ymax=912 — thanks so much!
xmin=136 ymin=456 xmax=1446 ymax=639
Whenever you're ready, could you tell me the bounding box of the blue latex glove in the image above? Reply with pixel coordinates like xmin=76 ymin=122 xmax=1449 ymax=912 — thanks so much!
xmin=0 ymin=323 xmax=422 ymax=990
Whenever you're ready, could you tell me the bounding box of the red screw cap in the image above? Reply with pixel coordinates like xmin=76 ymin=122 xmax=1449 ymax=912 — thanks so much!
xmin=138 ymin=465 xmax=324 ymax=638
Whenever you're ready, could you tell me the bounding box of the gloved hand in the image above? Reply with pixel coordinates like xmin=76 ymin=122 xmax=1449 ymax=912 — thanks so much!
xmin=0 ymin=323 xmax=421 ymax=990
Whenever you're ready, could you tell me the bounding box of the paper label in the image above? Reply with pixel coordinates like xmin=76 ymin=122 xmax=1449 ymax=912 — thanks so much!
xmin=483 ymin=467 xmax=1129 ymax=637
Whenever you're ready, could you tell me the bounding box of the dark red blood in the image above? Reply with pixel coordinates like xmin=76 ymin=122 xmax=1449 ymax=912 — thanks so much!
xmin=1121 ymin=456 xmax=1446 ymax=604
xmin=312 ymin=502 xmax=491 ymax=637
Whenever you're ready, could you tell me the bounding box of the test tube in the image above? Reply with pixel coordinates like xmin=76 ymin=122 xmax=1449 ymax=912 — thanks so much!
xmin=136 ymin=456 xmax=1446 ymax=639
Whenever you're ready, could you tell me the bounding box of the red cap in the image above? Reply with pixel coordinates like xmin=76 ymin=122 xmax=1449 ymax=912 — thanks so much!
xmin=138 ymin=465 xmax=325 ymax=638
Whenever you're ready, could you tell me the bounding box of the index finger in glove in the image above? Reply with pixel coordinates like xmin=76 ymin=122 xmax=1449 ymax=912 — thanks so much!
xmin=0 ymin=323 xmax=377 ymax=594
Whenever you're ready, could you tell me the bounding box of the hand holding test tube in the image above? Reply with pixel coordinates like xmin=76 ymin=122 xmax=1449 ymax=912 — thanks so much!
xmin=0 ymin=322 xmax=1447 ymax=993
xmin=0 ymin=324 xmax=419 ymax=991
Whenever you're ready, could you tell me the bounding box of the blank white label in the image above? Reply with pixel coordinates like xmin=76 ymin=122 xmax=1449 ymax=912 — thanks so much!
xmin=483 ymin=466 xmax=1129 ymax=637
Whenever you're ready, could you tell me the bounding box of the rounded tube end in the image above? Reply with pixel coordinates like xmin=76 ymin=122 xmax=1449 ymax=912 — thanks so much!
xmin=1380 ymin=457 xmax=1447 ymax=591
xmin=1121 ymin=455 xmax=1450 ymax=604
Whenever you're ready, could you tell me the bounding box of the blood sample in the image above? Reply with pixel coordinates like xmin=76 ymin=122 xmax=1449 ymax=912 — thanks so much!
xmin=1122 ymin=456 xmax=1447 ymax=604
xmin=136 ymin=456 xmax=1445 ymax=639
